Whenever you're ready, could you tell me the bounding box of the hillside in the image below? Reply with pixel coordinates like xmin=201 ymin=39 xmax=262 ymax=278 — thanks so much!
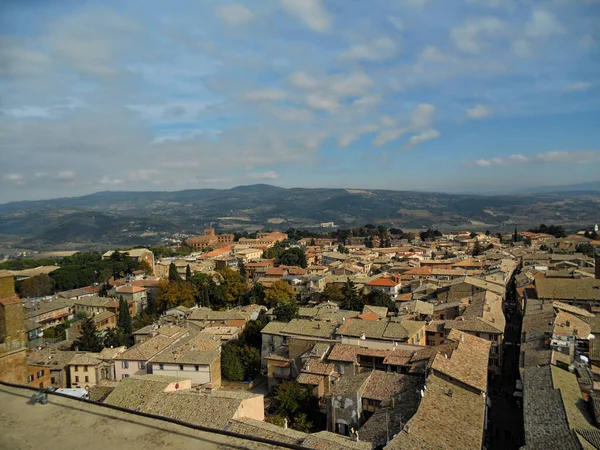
xmin=1 ymin=184 xmax=599 ymax=248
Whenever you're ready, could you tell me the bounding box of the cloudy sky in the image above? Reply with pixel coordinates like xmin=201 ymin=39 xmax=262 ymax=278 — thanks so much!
xmin=1 ymin=0 xmax=599 ymax=203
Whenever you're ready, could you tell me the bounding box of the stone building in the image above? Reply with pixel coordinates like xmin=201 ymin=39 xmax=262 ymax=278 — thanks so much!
xmin=0 ymin=270 xmax=28 ymax=384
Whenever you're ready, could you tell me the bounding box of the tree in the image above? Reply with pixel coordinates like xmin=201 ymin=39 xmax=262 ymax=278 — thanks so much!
xmin=363 ymin=290 xmax=396 ymax=312
xmin=485 ymin=229 xmax=491 ymax=236
xmin=247 ymin=282 xmax=266 ymax=305
xmin=337 ymin=244 xmax=349 ymax=254
xmin=168 ymin=263 xmax=182 ymax=282
xmin=221 ymin=344 xmax=245 ymax=381
xmin=274 ymin=381 xmax=319 ymax=432
xmin=99 ymin=282 xmax=112 ymax=297
xmin=472 ymin=240 xmax=482 ymax=257
xmin=140 ymin=259 xmax=153 ymax=275
xmin=72 ymin=317 xmax=103 ymax=352
xmin=145 ymin=294 xmax=157 ymax=317
xmin=189 ymin=273 xmax=221 ymax=308
xmin=322 ymin=284 xmax=344 ymax=304
xmin=16 ymin=273 xmax=54 ymax=298
xmin=118 ymin=297 xmax=133 ymax=337
xmin=156 ymin=280 xmax=198 ymax=312
xmin=273 ymin=300 xmax=299 ymax=322
xmin=264 ymin=280 xmax=295 ymax=307
xmin=341 ymin=279 xmax=363 ymax=311
xmin=276 ymin=247 xmax=307 ymax=268
xmin=103 ymin=327 xmax=126 ymax=348
xmin=216 ymin=267 xmax=248 ymax=306
xmin=576 ymin=243 xmax=595 ymax=258
xmin=185 ymin=264 xmax=192 ymax=280
xmin=238 ymin=259 xmax=247 ymax=280
xmin=292 ymin=414 xmax=313 ymax=433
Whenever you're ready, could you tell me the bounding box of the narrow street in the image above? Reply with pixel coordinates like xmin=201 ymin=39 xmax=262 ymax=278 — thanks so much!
xmin=488 ymin=277 xmax=524 ymax=450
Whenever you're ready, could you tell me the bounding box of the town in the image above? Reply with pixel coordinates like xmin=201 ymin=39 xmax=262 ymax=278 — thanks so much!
xmin=1 ymin=224 xmax=600 ymax=449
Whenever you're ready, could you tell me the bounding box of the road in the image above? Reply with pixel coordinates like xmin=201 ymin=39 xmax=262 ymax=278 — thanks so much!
xmin=487 ymin=276 xmax=524 ymax=450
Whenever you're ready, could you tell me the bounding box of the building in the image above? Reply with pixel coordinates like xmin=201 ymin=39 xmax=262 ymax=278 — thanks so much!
xmin=67 ymin=349 xmax=125 ymax=389
xmin=114 ymin=326 xmax=188 ymax=380
xmin=149 ymin=334 xmax=222 ymax=388
xmin=187 ymin=228 xmax=235 ymax=250
xmin=26 ymin=362 xmax=51 ymax=389
xmin=365 ymin=276 xmax=402 ymax=298
xmin=235 ymin=248 xmax=263 ymax=263
xmin=27 ymin=349 xmax=77 ymax=388
xmin=114 ymin=284 xmax=147 ymax=314
xmin=105 ymin=375 xmax=265 ymax=427
xmin=24 ymin=298 xmax=74 ymax=330
xmin=337 ymin=317 xmax=427 ymax=349
xmin=102 ymin=248 xmax=155 ymax=274
xmin=326 ymin=370 xmax=420 ymax=436
xmin=0 ymin=270 xmax=28 ymax=384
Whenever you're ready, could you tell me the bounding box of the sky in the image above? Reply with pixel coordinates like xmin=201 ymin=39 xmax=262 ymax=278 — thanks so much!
xmin=1 ymin=0 xmax=599 ymax=203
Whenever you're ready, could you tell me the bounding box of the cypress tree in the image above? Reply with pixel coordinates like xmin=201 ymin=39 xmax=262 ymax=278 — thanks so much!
xmin=169 ymin=263 xmax=182 ymax=282
xmin=185 ymin=264 xmax=192 ymax=280
xmin=118 ymin=297 xmax=133 ymax=336
xmin=73 ymin=317 xmax=103 ymax=352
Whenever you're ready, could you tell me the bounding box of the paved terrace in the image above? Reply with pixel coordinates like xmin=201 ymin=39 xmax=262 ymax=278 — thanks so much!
xmin=0 ymin=384 xmax=282 ymax=450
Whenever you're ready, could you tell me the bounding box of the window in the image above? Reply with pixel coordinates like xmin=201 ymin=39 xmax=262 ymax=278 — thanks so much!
xmin=138 ymin=361 xmax=146 ymax=370
xmin=51 ymin=377 xmax=56 ymax=385
xmin=195 ymin=365 xmax=200 ymax=371
xmin=159 ymin=364 xmax=164 ymax=370
xmin=74 ymin=366 xmax=79 ymax=372
xmin=122 ymin=361 xmax=129 ymax=369
xmin=84 ymin=366 xmax=88 ymax=372
xmin=28 ymin=375 xmax=34 ymax=383
xmin=37 ymin=370 xmax=44 ymax=378
xmin=179 ymin=364 xmax=184 ymax=371
xmin=85 ymin=376 xmax=89 ymax=383
xmin=122 ymin=374 xmax=129 ymax=379
xmin=75 ymin=376 xmax=79 ymax=383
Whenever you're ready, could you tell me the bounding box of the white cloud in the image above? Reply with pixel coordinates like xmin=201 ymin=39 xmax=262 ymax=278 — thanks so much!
xmin=306 ymin=94 xmax=339 ymax=113
xmin=215 ymin=4 xmax=255 ymax=26
xmin=565 ymin=81 xmax=594 ymax=92
xmin=388 ymin=16 xmax=405 ymax=32
xmin=373 ymin=104 xmax=437 ymax=146
xmin=525 ymin=9 xmax=565 ymax=38
xmin=511 ymin=38 xmax=533 ymax=58
xmin=451 ymin=17 xmax=508 ymax=54
xmin=466 ymin=104 xmax=493 ymax=119
xmin=246 ymin=171 xmax=280 ymax=180
xmin=340 ymin=37 xmax=398 ymax=61
xmin=289 ymin=72 xmax=320 ymax=90
xmin=57 ymin=170 xmax=75 ymax=180
xmin=4 ymin=173 xmax=24 ymax=182
xmin=280 ymin=0 xmax=331 ymax=32
xmin=468 ymin=151 xmax=600 ymax=167
xmin=404 ymin=129 xmax=440 ymax=149
xmin=353 ymin=95 xmax=382 ymax=108
xmin=243 ymin=89 xmax=287 ymax=101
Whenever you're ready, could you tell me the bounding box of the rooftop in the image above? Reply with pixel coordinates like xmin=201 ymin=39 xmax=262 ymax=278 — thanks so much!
xmin=0 ymin=384 xmax=261 ymax=450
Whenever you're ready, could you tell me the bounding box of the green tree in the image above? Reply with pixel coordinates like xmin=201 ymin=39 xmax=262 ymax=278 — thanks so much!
xmin=103 ymin=327 xmax=126 ymax=348
xmin=273 ymin=300 xmax=299 ymax=322
xmin=322 ymin=284 xmax=344 ymax=304
xmin=292 ymin=413 xmax=313 ymax=433
xmin=276 ymin=247 xmax=307 ymax=268
xmin=238 ymin=259 xmax=247 ymax=280
xmin=264 ymin=280 xmax=295 ymax=307
xmin=363 ymin=290 xmax=396 ymax=312
xmin=16 ymin=273 xmax=54 ymax=298
xmin=513 ymin=228 xmax=519 ymax=243
xmin=72 ymin=317 xmax=103 ymax=352
xmin=247 ymin=282 xmax=266 ymax=305
xmin=337 ymin=244 xmax=349 ymax=254
xmin=99 ymin=282 xmax=113 ymax=297
xmin=472 ymin=240 xmax=482 ymax=257
xmin=156 ymin=280 xmax=198 ymax=312
xmin=341 ymin=279 xmax=363 ymax=311
xmin=185 ymin=264 xmax=192 ymax=280
xmin=221 ymin=344 xmax=245 ymax=381
xmin=118 ymin=297 xmax=133 ymax=337
xmin=485 ymin=229 xmax=491 ymax=236
xmin=169 ymin=263 xmax=182 ymax=282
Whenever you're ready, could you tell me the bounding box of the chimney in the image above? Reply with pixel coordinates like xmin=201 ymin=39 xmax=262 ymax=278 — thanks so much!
xmin=283 ymin=418 xmax=288 ymax=429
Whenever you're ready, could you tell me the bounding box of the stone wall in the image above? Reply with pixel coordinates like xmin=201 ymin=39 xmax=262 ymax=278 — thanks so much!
xmin=0 ymin=274 xmax=15 ymax=298
xmin=0 ymin=348 xmax=28 ymax=384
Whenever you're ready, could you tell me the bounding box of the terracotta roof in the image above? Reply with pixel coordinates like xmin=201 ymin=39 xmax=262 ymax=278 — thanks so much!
xmin=116 ymin=285 xmax=146 ymax=294
xmin=297 ymin=373 xmax=323 ymax=385
xmin=358 ymin=311 xmax=382 ymax=321
xmin=0 ymin=295 xmax=21 ymax=306
xmin=149 ymin=334 xmax=220 ymax=365
xmin=386 ymin=374 xmax=486 ymax=450
xmin=226 ymin=418 xmax=306 ymax=445
xmin=430 ymin=330 xmax=490 ymax=392
xmin=367 ymin=277 xmax=400 ymax=287
xmin=68 ymin=353 xmax=103 ymax=366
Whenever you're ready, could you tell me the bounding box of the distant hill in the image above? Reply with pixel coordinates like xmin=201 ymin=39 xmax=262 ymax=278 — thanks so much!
xmin=523 ymin=181 xmax=600 ymax=194
xmin=1 ymin=184 xmax=599 ymax=248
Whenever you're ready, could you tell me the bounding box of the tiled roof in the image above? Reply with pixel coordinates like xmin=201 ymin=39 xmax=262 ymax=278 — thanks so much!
xmin=302 ymin=360 xmax=335 ymax=375
xmin=551 ymin=365 xmax=596 ymax=430
xmin=116 ymin=285 xmax=146 ymax=294
xmin=553 ymin=311 xmax=591 ymax=339
xmin=105 ymin=376 xmax=258 ymax=429
xmin=430 ymin=329 xmax=490 ymax=392
xmin=149 ymin=334 xmax=220 ymax=365
xmin=297 ymin=373 xmax=323 ymax=385
xmin=363 ymin=305 xmax=388 ymax=318
xmin=226 ymin=418 xmax=307 ymax=445
xmin=536 ymin=278 xmax=600 ymax=301
xmin=98 ymin=346 xmax=126 ymax=360
xmin=280 ymin=319 xmax=337 ymax=338
xmin=0 ymin=295 xmax=21 ymax=306
xmin=362 ymin=371 xmax=413 ymax=402
xmin=301 ymin=431 xmax=372 ymax=450
xmin=27 ymin=350 xmax=77 ymax=369
xmin=367 ymin=277 xmax=400 ymax=287
xmin=68 ymin=352 xmax=103 ymax=366
xmin=553 ymin=301 xmax=595 ymax=318
xmin=188 ymin=307 xmax=247 ymax=321
xmin=116 ymin=333 xmax=186 ymax=361
xmin=337 ymin=318 xmax=425 ymax=341
xmin=329 ymin=371 xmax=371 ymax=396
xmin=385 ymin=374 xmax=486 ymax=450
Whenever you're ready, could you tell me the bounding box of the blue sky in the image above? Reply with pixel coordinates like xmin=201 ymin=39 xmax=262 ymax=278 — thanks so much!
xmin=1 ymin=0 xmax=599 ymax=202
